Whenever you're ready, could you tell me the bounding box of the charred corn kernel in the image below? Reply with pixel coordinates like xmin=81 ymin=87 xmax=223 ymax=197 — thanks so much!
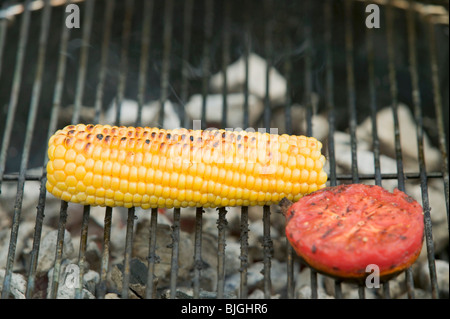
xmin=46 ymin=124 xmax=328 ymax=209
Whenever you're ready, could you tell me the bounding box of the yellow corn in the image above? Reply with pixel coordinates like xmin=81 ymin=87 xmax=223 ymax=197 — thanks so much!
xmin=46 ymin=124 xmax=327 ymax=209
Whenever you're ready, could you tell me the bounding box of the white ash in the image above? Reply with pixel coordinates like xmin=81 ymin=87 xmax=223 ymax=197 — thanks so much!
xmin=397 ymin=288 xmax=432 ymax=299
xmin=0 ymin=180 xmax=56 ymax=225
xmin=224 ymin=240 xmax=243 ymax=276
xmin=210 ymin=53 xmax=287 ymax=105
xmin=109 ymin=258 xmax=149 ymax=299
xmin=224 ymin=261 xmax=263 ymax=295
xmin=47 ymin=263 xmax=97 ymax=299
xmin=36 ymin=229 xmax=75 ymax=275
xmin=132 ymin=221 xmax=195 ymax=288
xmin=160 ymin=287 xmax=237 ymax=299
xmin=374 ymin=272 xmax=407 ymax=298
xmin=268 ymin=259 xmax=292 ymax=293
xmin=0 ymin=221 xmax=36 ymax=271
xmin=333 ymin=130 xmax=399 ymax=175
xmin=248 ymin=288 xmax=265 ymax=299
xmin=83 ymin=269 xmax=100 ymax=295
xmin=185 ymin=93 xmax=264 ymax=128
xmin=417 ymin=259 xmax=449 ymax=299
xmin=89 ymin=205 xmax=127 ymax=229
xmin=0 ymin=269 xmax=27 ymax=299
xmin=295 ymin=266 xmax=333 ymax=299
xmin=248 ymin=219 xmax=280 ymax=244
xmin=105 ymin=293 xmax=120 ymax=299
xmin=102 ymin=98 xmax=181 ymax=130
xmin=224 ymin=259 xmax=292 ymax=296
xmin=296 ymin=286 xmax=335 ymax=299
xmin=271 ymin=102 xmax=329 ymax=143
xmin=70 ymin=235 xmax=102 ymax=272
xmin=406 ymin=179 xmax=448 ymax=257
xmin=356 ymin=103 xmax=442 ymax=173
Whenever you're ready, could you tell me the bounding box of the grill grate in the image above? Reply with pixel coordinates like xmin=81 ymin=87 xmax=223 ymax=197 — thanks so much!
xmin=0 ymin=0 xmax=448 ymax=299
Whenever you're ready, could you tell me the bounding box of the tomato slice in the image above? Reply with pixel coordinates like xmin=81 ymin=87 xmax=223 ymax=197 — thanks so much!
xmin=285 ymin=184 xmax=424 ymax=281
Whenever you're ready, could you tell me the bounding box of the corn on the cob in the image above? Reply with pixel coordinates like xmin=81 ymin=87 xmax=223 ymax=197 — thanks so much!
xmin=46 ymin=124 xmax=327 ymax=209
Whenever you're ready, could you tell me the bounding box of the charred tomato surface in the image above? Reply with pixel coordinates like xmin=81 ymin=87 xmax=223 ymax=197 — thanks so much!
xmin=285 ymin=184 xmax=424 ymax=281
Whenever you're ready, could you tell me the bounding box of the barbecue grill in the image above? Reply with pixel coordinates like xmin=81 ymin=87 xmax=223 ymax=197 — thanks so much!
xmin=0 ymin=0 xmax=448 ymax=299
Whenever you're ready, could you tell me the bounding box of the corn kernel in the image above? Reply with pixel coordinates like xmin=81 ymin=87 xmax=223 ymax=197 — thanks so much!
xmin=95 ymin=187 xmax=105 ymax=198
xmin=65 ymin=176 xmax=78 ymax=188
xmin=47 ymin=161 xmax=55 ymax=174
xmin=86 ymin=186 xmax=96 ymax=196
xmin=53 ymin=159 xmax=65 ymax=170
xmin=54 ymin=170 xmax=66 ymax=182
xmin=93 ymin=174 xmax=103 ymax=189
xmin=65 ymin=149 xmax=77 ymax=163
xmin=54 ymin=145 xmax=66 ymax=159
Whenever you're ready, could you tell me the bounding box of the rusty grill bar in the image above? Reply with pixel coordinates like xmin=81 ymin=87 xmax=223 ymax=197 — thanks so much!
xmin=0 ymin=0 xmax=448 ymax=299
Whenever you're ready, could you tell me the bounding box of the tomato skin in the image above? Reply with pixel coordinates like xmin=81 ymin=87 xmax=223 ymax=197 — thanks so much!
xmin=285 ymin=184 xmax=424 ymax=281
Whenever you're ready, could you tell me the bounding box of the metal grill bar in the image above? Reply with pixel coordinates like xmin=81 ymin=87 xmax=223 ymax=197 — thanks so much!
xmin=75 ymin=205 xmax=90 ymax=299
xmin=121 ymin=207 xmax=135 ymax=299
xmin=216 ymin=207 xmax=227 ymax=298
xmin=365 ymin=8 xmax=391 ymax=299
xmin=136 ymin=0 xmax=153 ymax=127
xmin=158 ymin=0 xmax=174 ymax=129
xmin=49 ymin=200 xmax=68 ymax=298
xmin=283 ymin=9 xmax=295 ymax=298
xmin=200 ymin=0 xmax=213 ymax=130
xmin=193 ymin=207 xmax=203 ymax=299
xmin=303 ymin=0 xmax=319 ymax=299
xmin=97 ymin=206 xmax=112 ymax=298
xmin=303 ymin=0 xmax=313 ymax=139
xmin=0 ymin=3 xmax=7 ymax=79
xmin=72 ymin=0 xmax=94 ymax=124
xmin=262 ymin=205 xmax=272 ymax=298
xmin=242 ymin=0 xmax=251 ymax=130
xmin=344 ymin=0 xmax=366 ymax=300
xmin=221 ymin=0 xmax=231 ymax=129
xmin=344 ymin=0 xmax=360 ymax=187
xmin=93 ymin=0 xmax=115 ymax=300
xmin=145 ymin=207 xmax=159 ymax=299
xmin=263 ymin=0 xmax=273 ymax=131
xmin=114 ymin=0 xmax=133 ymax=126
xmin=406 ymin=3 xmax=429 ymax=301
xmin=365 ymin=27 xmax=382 ymax=189
xmin=386 ymin=2 xmax=406 ymax=193
xmin=180 ymin=0 xmax=193 ymax=129
xmin=324 ymin=1 xmax=342 ymax=299
xmin=414 ymin=11 xmax=447 ymax=299
xmin=94 ymin=0 xmax=115 ymax=124
xmin=110 ymin=2 xmax=135 ymax=297
xmin=239 ymin=0 xmax=252 ymax=300
xmin=169 ymin=207 xmax=181 ymax=299
xmin=385 ymin=1 xmax=417 ymax=299
xmin=239 ymin=206 xmax=249 ymax=298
